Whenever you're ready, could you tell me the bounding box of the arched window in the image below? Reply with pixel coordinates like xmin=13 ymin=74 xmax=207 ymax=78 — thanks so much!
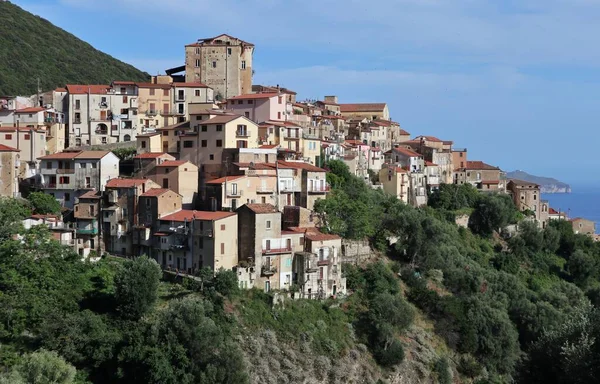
xmin=124 ymin=134 xmax=131 ymax=142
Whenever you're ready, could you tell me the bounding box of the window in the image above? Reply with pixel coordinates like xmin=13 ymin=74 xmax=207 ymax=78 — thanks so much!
xmin=248 ymin=100 xmax=253 ymax=104
xmin=101 ymin=97 xmax=107 ymax=103
xmin=124 ymin=134 xmax=131 ymax=142
xmin=459 ymin=152 xmax=463 ymax=157
xmin=237 ymin=100 xmax=243 ymax=105
xmin=236 ymin=140 xmax=247 ymax=148
xmin=149 ymin=89 xmax=155 ymax=96
xmin=195 ymin=90 xmax=200 ymax=97
xmin=241 ymin=60 xmax=246 ymax=69
xmin=244 ymin=112 xmax=250 ymax=118
xmin=91 ymin=162 xmax=96 ymax=169
xmin=184 ymin=141 xmax=194 ymax=148
xmin=216 ymin=125 xmax=223 ymax=132
xmin=227 ymin=47 xmax=232 ymax=55
xmin=4 ymin=134 xmax=11 ymax=140
xmin=231 ymin=183 xmax=238 ymax=195
xmin=220 ymin=243 xmax=225 ymax=254
xmin=75 ymin=100 xmax=81 ymax=109
xmin=212 ymin=61 xmax=217 ymax=68
xmin=162 ymin=131 xmax=169 ymax=136
xmin=201 ymin=125 xmax=207 ymax=132
xmin=24 ymin=134 xmax=30 ymax=140
xmin=216 ymin=139 xmax=222 ymax=147
xmin=266 ymin=220 xmax=271 ymax=230
xmin=149 ymin=102 xmax=156 ymax=112
xmin=201 ymin=140 xmax=207 ymax=147
xmin=533 ymin=194 xmax=537 ymax=200
xmin=278 ymin=96 xmax=283 ymax=104
xmin=162 ymin=178 xmax=168 ymax=188
xmin=199 ymin=238 xmax=204 ymax=249
xmin=195 ymin=47 xmax=200 ymax=54
xmin=277 ymin=112 xmax=281 ymax=120
xmin=85 ymin=177 xmax=91 ymax=188
xmin=122 ymin=95 xmax=128 ymax=103
xmin=46 ymin=162 xmax=52 ymax=169
xmin=195 ymin=59 xmax=200 ymax=68
xmin=209 ymin=154 xmax=214 ymax=160
xmin=64 ymin=192 xmax=70 ymax=202
xmin=220 ymin=224 xmax=226 ymax=231
xmin=59 ymin=176 xmax=70 ymax=184
xmin=163 ymin=89 xmax=169 ymax=96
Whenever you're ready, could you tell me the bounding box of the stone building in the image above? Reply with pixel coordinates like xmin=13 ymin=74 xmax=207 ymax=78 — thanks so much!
xmin=185 ymin=34 xmax=254 ymax=100
xmin=507 ymin=179 xmax=547 ymax=228
xmin=0 ymin=144 xmax=20 ymax=197
xmin=454 ymin=160 xmax=506 ymax=192
xmin=570 ymin=218 xmax=596 ymax=236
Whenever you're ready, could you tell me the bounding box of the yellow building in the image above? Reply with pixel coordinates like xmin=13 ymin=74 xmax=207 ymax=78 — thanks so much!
xmin=147 ymin=160 xmax=198 ymax=208
xmin=340 ymin=103 xmax=390 ymax=121
xmin=136 ymin=132 xmax=162 ymax=153
xmin=0 ymin=144 xmax=19 ymax=197
xmin=379 ymin=164 xmax=409 ymax=204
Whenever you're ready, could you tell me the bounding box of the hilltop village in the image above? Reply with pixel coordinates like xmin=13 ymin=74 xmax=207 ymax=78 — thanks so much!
xmin=0 ymin=34 xmax=595 ymax=298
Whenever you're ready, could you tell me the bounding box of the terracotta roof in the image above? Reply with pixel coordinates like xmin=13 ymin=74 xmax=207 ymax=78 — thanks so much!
xmin=156 ymin=121 xmax=190 ymax=131
xmin=395 ymin=167 xmax=408 ymax=173
xmin=76 ymin=151 xmax=110 ymax=159
xmin=206 ymin=175 xmax=246 ymax=184
xmin=38 ymin=151 xmax=82 ymax=160
xmin=399 ymin=129 xmax=411 ymax=135
xmin=154 ymin=232 xmax=169 ymax=236
xmin=0 ymin=144 xmax=19 ymax=152
xmin=508 ymin=179 xmax=540 ymax=188
xmin=172 ymin=82 xmax=210 ymax=88
xmin=136 ymin=132 xmax=161 ymax=137
xmin=244 ymin=203 xmax=279 ymax=214
xmin=570 ymin=217 xmax=593 ymax=223
xmin=277 ymin=161 xmax=325 ymax=172
xmin=79 ymin=190 xmax=101 ymax=199
xmin=465 ymin=161 xmax=499 ymax=170
xmin=106 ymin=178 xmax=150 ymax=188
xmin=54 ymin=87 xmax=67 ymax=92
xmin=253 ymin=85 xmax=297 ymax=95
xmin=112 ymin=81 xmax=136 ymax=85
xmin=160 ymin=209 xmax=236 ymax=222
xmin=140 ymin=188 xmax=178 ymax=197
xmin=340 ymin=103 xmax=387 ymax=113
xmin=66 ymin=84 xmax=110 ymax=94
xmin=133 ymin=152 xmax=173 ymax=159
xmin=304 ymin=230 xmax=341 ymax=241
xmin=393 ymin=147 xmax=422 ymax=158
xmin=0 ymin=126 xmax=45 ymax=133
xmin=228 ymin=93 xmax=279 ymax=101
xmin=425 ymin=161 xmax=438 ymax=166
xmin=316 ymin=100 xmax=340 ymax=106
xmin=203 ymin=114 xmax=244 ymax=124
xmin=261 ymin=120 xmax=301 ymax=128
xmin=15 ymin=107 xmax=45 ymax=113
xmin=259 ymin=144 xmax=279 ymax=149
xmin=345 ymin=139 xmax=365 ymax=146
xmin=155 ymin=160 xmax=188 ymax=167
xmin=232 ymin=162 xmax=275 ymax=170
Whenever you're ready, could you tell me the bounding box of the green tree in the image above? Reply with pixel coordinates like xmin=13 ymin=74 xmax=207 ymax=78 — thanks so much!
xmin=213 ymin=268 xmax=239 ymax=297
xmin=27 ymin=192 xmax=62 ymax=215
xmin=428 ymin=183 xmax=479 ymax=211
xmin=0 ymin=349 xmax=77 ymax=384
xmin=567 ymin=249 xmax=598 ymax=288
xmin=468 ymin=194 xmax=516 ymax=236
xmin=114 ymin=256 xmax=162 ymax=319
xmin=0 ymin=197 xmax=30 ymax=239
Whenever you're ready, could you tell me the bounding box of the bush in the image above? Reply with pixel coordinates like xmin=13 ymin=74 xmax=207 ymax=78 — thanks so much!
xmin=434 ymin=357 xmax=452 ymax=384
xmin=114 ymin=256 xmax=162 ymax=319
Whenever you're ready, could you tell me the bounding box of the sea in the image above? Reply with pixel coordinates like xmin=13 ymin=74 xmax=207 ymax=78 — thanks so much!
xmin=542 ymin=184 xmax=600 ymax=234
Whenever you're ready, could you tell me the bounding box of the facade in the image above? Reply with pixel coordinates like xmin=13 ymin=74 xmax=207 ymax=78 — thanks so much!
xmin=132 ymin=152 xmax=176 ymax=177
xmin=339 ymin=103 xmax=390 ymax=121
xmin=66 ymin=83 xmax=138 ymax=146
xmin=452 ymin=148 xmax=468 ymax=170
xmin=507 ymin=179 xmax=546 ymax=228
xmin=259 ymin=120 xmax=303 ymax=154
xmin=0 ymin=144 xmax=20 ymax=197
xmin=454 ymin=161 xmax=506 ymax=192
xmin=38 ymin=150 xmax=120 ymax=209
xmin=226 ymin=93 xmax=291 ymax=123
xmin=379 ymin=164 xmax=409 ymax=204
xmin=571 ymin=218 xmax=596 ymax=236
xmin=136 ymin=132 xmax=162 ymax=153
xmin=205 ymin=173 xmax=277 ymax=211
xmin=147 ymin=160 xmax=198 ymax=208
xmin=152 ymin=210 xmax=238 ymax=274
xmin=0 ymin=126 xmax=46 ymax=179
xmin=73 ymin=190 xmax=102 ymax=258
xmin=137 ymin=82 xmax=176 ymax=131
xmin=185 ymin=34 xmax=254 ymax=100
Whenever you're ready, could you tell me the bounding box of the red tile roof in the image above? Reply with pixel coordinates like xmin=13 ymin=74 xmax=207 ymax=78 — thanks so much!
xmin=66 ymin=84 xmax=110 ymax=94
xmin=79 ymin=190 xmax=101 ymax=199
xmin=0 ymin=144 xmax=19 ymax=152
xmin=133 ymin=152 xmax=173 ymax=159
xmin=160 ymin=209 xmax=236 ymax=222
xmin=306 ymin=232 xmax=341 ymax=241
xmin=155 ymin=160 xmax=189 ymax=167
xmin=233 ymin=162 xmax=275 ymax=170
xmin=136 ymin=82 xmax=172 ymax=89
xmin=54 ymin=87 xmax=67 ymax=92
xmin=393 ymin=147 xmax=422 ymax=158
xmin=261 ymin=120 xmax=301 ymax=128
xmin=106 ymin=178 xmax=150 ymax=188
xmin=38 ymin=151 xmax=82 ymax=160
xmin=206 ymin=175 xmax=246 ymax=184
xmin=140 ymin=188 xmax=178 ymax=197
xmin=340 ymin=103 xmax=387 ymax=113
xmin=345 ymin=139 xmax=365 ymax=146
xmin=15 ymin=107 xmax=45 ymax=113
xmin=259 ymin=144 xmax=279 ymax=149
xmin=203 ymin=114 xmax=244 ymax=124
xmin=76 ymin=151 xmax=110 ymax=159
xmin=277 ymin=161 xmax=326 ymax=172
xmin=316 ymin=100 xmax=340 ymax=106
xmin=465 ymin=161 xmax=499 ymax=170
xmin=399 ymin=129 xmax=411 ymax=135
xmin=228 ymin=93 xmax=279 ymax=101
xmin=173 ymin=82 xmax=210 ymax=88
xmin=425 ymin=161 xmax=438 ymax=166
xmin=0 ymin=126 xmax=45 ymax=133
xmin=244 ymin=203 xmax=279 ymax=214
xmin=136 ymin=132 xmax=161 ymax=137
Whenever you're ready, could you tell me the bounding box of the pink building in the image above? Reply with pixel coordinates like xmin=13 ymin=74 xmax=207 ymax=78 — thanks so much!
xmin=225 ymin=93 xmax=291 ymax=123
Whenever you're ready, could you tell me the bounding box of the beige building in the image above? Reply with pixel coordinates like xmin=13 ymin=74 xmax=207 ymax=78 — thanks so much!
xmin=507 ymin=179 xmax=546 ymax=228
xmin=73 ymin=190 xmax=102 ymax=258
xmin=133 ymin=152 xmax=176 ymax=177
xmin=454 ymin=161 xmax=506 ymax=192
xmin=379 ymin=164 xmax=409 ymax=204
xmin=0 ymin=144 xmax=20 ymax=197
xmin=185 ymin=34 xmax=254 ymax=100
xmin=205 ymin=173 xmax=277 ymax=211
xmin=340 ymin=103 xmax=390 ymax=121
xmin=137 ymin=82 xmax=175 ymax=130
xmin=259 ymin=120 xmax=304 ymax=154
xmin=570 ymin=218 xmax=596 ymax=236
xmin=452 ymin=148 xmax=468 ymax=170
xmin=0 ymin=126 xmax=46 ymax=179
xmin=147 ymin=160 xmax=198 ymax=208
xmin=136 ymin=132 xmax=162 ymax=153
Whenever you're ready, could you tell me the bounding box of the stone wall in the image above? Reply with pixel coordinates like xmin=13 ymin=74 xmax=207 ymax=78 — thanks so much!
xmin=341 ymin=239 xmax=377 ymax=264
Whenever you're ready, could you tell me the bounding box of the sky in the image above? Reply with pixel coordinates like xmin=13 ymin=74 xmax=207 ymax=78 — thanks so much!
xmin=13 ymin=0 xmax=600 ymax=185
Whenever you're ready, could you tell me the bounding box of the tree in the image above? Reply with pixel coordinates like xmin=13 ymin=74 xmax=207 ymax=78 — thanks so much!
xmin=428 ymin=183 xmax=479 ymax=211
xmin=27 ymin=192 xmax=61 ymax=215
xmin=468 ymin=194 xmax=515 ymax=236
xmin=114 ymin=256 xmax=162 ymax=319
xmin=568 ymin=249 xmax=598 ymax=288
xmin=0 ymin=197 xmax=30 ymax=239
xmin=213 ymin=268 xmax=239 ymax=297
xmin=0 ymin=349 xmax=77 ymax=384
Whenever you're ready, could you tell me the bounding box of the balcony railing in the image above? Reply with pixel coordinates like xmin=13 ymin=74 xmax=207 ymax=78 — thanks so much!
xmin=262 ymin=245 xmax=292 ymax=255
xmin=77 ymin=228 xmax=98 ymax=235
xmin=56 ymin=168 xmax=75 ymax=174
xmin=307 ymin=185 xmax=330 ymax=193
xmin=256 ymin=186 xmax=274 ymax=194
xmin=261 ymin=265 xmax=277 ymax=276
xmin=317 ymin=259 xmax=331 ymax=266
xmin=227 ymin=189 xmax=242 ymax=197
xmin=73 ymin=119 xmax=82 ymax=124
xmin=281 ymin=184 xmax=300 ymax=193
xmin=236 ymin=130 xmax=250 ymax=137
xmin=145 ymin=110 xmax=157 ymax=117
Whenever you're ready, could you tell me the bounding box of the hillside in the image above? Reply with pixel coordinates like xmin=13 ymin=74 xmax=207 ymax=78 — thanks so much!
xmin=0 ymin=1 xmax=149 ymax=96
xmin=507 ymin=170 xmax=571 ymax=193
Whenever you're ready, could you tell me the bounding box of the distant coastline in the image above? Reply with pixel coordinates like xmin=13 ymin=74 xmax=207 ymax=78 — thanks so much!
xmin=507 ymin=170 xmax=571 ymax=194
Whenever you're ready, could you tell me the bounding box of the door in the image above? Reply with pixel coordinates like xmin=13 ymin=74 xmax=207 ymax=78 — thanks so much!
xmin=100 ymin=110 xmax=107 ymax=120
xmin=265 ymin=280 xmax=270 ymax=293
xmin=286 ymin=238 xmax=292 ymax=251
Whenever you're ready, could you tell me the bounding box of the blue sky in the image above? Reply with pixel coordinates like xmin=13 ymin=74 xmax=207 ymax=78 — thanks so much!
xmin=14 ymin=0 xmax=600 ymax=184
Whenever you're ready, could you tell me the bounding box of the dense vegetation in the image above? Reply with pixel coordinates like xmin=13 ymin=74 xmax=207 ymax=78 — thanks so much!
xmin=0 ymin=2 xmax=148 ymax=96
xmin=1 ymin=162 xmax=600 ymax=382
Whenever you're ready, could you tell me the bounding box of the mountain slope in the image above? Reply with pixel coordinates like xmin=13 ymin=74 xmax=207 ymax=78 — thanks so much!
xmin=0 ymin=1 xmax=149 ymax=96
xmin=506 ymin=170 xmax=571 ymax=193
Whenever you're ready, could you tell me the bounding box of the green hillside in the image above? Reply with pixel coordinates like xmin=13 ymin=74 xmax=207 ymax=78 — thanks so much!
xmin=0 ymin=1 xmax=149 ymax=96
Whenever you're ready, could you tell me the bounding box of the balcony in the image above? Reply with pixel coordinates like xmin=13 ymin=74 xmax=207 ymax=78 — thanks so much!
xmin=145 ymin=110 xmax=158 ymax=117
xmin=306 ymin=262 xmax=318 ymax=273
xmin=95 ymin=129 xmax=108 ymax=135
xmin=99 ymin=102 xmax=108 ymax=109
xmin=77 ymin=227 xmax=98 ymax=235
xmin=307 ymin=185 xmax=330 ymax=193
xmin=261 ymin=265 xmax=277 ymax=276
xmin=227 ymin=189 xmax=242 ymax=197
xmin=73 ymin=119 xmax=82 ymax=124
xmin=317 ymin=259 xmax=331 ymax=266
xmin=262 ymin=245 xmax=292 ymax=255
xmin=280 ymin=184 xmax=300 ymax=193
xmin=56 ymin=168 xmax=75 ymax=174
xmin=236 ymin=130 xmax=250 ymax=137
xmin=175 ymin=94 xmax=185 ymax=102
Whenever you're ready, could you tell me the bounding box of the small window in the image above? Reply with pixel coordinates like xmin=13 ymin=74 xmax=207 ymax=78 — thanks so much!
xmin=533 ymin=194 xmax=537 ymax=200
xmin=24 ymin=134 xmax=30 ymax=140
xmin=266 ymin=220 xmax=271 ymax=230
xmin=162 ymin=178 xmax=168 ymax=188
xmin=209 ymin=154 xmax=214 ymax=160
xmin=220 ymin=243 xmax=225 ymax=254
xmin=201 ymin=125 xmax=207 ymax=132
xmin=64 ymin=192 xmax=70 ymax=202
xmin=244 ymin=112 xmax=250 ymax=118
xmin=216 ymin=139 xmax=222 ymax=147
xmin=141 ymin=141 xmax=147 ymax=148
xmin=248 ymin=100 xmax=253 ymax=104
xmin=150 ymin=89 xmax=155 ymax=96
xmin=201 ymin=140 xmax=207 ymax=147
xmin=162 ymin=131 xmax=169 ymax=136
xmin=195 ymin=90 xmax=200 ymax=97
xmin=163 ymin=89 xmax=169 ymax=96
xmin=212 ymin=61 xmax=217 ymax=68
xmin=184 ymin=141 xmax=193 ymax=148
xmin=227 ymin=47 xmax=232 ymax=55
xmin=4 ymin=134 xmax=11 ymax=140
xmin=237 ymin=100 xmax=243 ymax=105
xmin=195 ymin=59 xmax=200 ymax=68
xmin=216 ymin=125 xmax=223 ymax=132
xmin=195 ymin=47 xmax=200 ymax=54
xmin=241 ymin=60 xmax=246 ymax=69
xmin=221 ymin=224 xmax=225 ymax=231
